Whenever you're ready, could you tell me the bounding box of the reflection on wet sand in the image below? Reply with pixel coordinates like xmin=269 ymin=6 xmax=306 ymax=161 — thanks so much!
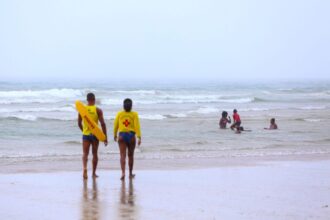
xmin=119 ymin=179 xmax=137 ymax=219
xmin=81 ymin=179 xmax=100 ymax=220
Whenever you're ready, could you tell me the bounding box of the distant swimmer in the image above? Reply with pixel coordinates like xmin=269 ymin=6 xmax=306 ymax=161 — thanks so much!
xmin=230 ymin=109 xmax=242 ymax=133
xmin=219 ymin=111 xmax=231 ymax=129
xmin=78 ymin=93 xmax=108 ymax=179
xmin=114 ymin=98 xmax=141 ymax=180
xmin=264 ymin=118 xmax=278 ymax=130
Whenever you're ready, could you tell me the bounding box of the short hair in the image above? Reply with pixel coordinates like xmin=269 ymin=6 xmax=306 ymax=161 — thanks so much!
xmin=123 ymin=98 xmax=132 ymax=112
xmin=271 ymin=118 xmax=275 ymax=123
xmin=222 ymin=111 xmax=228 ymax=118
xmin=87 ymin=93 xmax=95 ymax=101
xmin=233 ymin=109 xmax=237 ymax=113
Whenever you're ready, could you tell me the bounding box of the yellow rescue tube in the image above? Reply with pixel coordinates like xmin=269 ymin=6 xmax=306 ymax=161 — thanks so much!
xmin=75 ymin=100 xmax=106 ymax=141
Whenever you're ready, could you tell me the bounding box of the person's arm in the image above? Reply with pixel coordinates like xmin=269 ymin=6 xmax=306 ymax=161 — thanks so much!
xmin=78 ymin=114 xmax=83 ymax=131
xmin=97 ymin=108 xmax=108 ymax=146
xmin=227 ymin=117 xmax=231 ymax=124
xmin=113 ymin=112 xmax=119 ymax=142
xmin=134 ymin=112 xmax=142 ymax=146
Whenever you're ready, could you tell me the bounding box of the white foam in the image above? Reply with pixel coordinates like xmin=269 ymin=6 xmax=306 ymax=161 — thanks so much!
xmin=0 ymin=88 xmax=83 ymax=98
xmin=0 ymin=106 xmax=75 ymax=113
xmin=0 ymin=113 xmax=77 ymax=121
xmin=298 ymin=106 xmax=326 ymax=110
xmin=111 ymin=90 xmax=157 ymax=95
xmin=218 ymin=97 xmax=255 ymax=103
xmin=240 ymin=107 xmax=270 ymax=112
xmin=3 ymin=114 xmax=38 ymax=121
xmin=101 ymin=96 xmax=255 ymax=105
xmin=168 ymin=113 xmax=187 ymax=118
xmin=139 ymin=114 xmax=166 ymax=120
xmin=304 ymin=119 xmax=322 ymax=122
xmin=0 ymin=89 xmax=84 ymax=104
xmin=190 ymin=107 xmax=219 ymax=114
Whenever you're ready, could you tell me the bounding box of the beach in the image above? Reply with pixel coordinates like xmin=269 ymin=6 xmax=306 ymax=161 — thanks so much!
xmin=1 ymin=0 xmax=330 ymax=218
xmin=1 ymin=81 xmax=330 ymax=219
xmin=1 ymin=158 xmax=330 ymax=220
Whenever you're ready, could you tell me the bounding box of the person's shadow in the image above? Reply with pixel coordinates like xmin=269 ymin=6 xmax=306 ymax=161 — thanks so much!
xmin=119 ymin=178 xmax=137 ymax=219
xmin=81 ymin=179 xmax=100 ymax=220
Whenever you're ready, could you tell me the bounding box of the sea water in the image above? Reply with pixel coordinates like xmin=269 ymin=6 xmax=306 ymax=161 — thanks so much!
xmin=0 ymin=80 xmax=329 ymax=165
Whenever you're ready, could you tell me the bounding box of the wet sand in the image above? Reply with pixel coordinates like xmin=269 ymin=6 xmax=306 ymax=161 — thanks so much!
xmin=1 ymin=160 xmax=330 ymax=220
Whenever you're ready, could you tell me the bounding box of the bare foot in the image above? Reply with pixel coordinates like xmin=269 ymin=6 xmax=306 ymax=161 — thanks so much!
xmin=129 ymin=174 xmax=135 ymax=179
xmin=83 ymin=169 xmax=88 ymax=179
xmin=92 ymin=173 xmax=99 ymax=178
xmin=120 ymin=175 xmax=125 ymax=181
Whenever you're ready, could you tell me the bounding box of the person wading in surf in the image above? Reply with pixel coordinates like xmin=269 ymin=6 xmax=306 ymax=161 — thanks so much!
xmin=114 ymin=98 xmax=141 ymax=180
xmin=78 ymin=93 xmax=108 ymax=179
xmin=230 ymin=109 xmax=242 ymax=133
xmin=264 ymin=118 xmax=278 ymax=130
xmin=219 ymin=111 xmax=231 ymax=129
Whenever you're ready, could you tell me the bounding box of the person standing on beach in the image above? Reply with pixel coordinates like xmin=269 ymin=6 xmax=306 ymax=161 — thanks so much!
xmin=78 ymin=93 xmax=108 ymax=179
xmin=219 ymin=111 xmax=231 ymax=129
xmin=230 ymin=109 xmax=242 ymax=133
xmin=114 ymin=98 xmax=141 ymax=180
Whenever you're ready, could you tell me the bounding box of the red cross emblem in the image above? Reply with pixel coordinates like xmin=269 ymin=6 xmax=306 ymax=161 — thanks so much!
xmin=123 ymin=119 xmax=130 ymax=127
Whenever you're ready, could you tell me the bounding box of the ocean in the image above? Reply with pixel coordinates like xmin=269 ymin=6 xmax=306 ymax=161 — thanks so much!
xmin=1 ymin=80 xmax=329 ymax=168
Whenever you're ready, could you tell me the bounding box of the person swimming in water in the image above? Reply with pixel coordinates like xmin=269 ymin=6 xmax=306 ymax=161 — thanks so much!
xmin=264 ymin=118 xmax=278 ymax=130
xmin=219 ymin=111 xmax=231 ymax=129
xmin=230 ymin=109 xmax=242 ymax=133
xmin=114 ymin=98 xmax=141 ymax=180
xmin=78 ymin=93 xmax=108 ymax=179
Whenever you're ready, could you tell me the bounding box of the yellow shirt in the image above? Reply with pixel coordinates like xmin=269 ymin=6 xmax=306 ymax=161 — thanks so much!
xmin=82 ymin=105 xmax=98 ymax=135
xmin=113 ymin=111 xmax=141 ymax=138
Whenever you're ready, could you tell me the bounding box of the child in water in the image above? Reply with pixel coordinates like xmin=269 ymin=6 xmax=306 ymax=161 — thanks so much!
xmin=264 ymin=118 xmax=278 ymax=130
xmin=230 ymin=109 xmax=241 ymax=133
xmin=114 ymin=98 xmax=141 ymax=180
xmin=219 ymin=111 xmax=231 ymax=129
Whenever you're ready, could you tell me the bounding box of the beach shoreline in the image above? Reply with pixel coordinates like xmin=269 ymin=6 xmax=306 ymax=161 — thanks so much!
xmin=2 ymin=152 xmax=330 ymax=174
xmin=1 ymin=158 xmax=330 ymax=220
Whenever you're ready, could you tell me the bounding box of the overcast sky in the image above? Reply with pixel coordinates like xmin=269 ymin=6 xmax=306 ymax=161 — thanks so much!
xmin=0 ymin=0 xmax=329 ymax=82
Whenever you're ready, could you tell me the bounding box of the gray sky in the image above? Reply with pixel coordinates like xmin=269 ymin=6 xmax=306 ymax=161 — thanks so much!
xmin=0 ymin=0 xmax=329 ymax=82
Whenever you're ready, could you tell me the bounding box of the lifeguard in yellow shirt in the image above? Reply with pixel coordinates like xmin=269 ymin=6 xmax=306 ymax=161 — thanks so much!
xmin=78 ymin=93 xmax=108 ymax=179
xmin=114 ymin=98 xmax=141 ymax=180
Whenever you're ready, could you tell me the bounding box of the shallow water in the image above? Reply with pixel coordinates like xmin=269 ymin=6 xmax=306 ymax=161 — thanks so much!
xmin=0 ymin=80 xmax=329 ymax=166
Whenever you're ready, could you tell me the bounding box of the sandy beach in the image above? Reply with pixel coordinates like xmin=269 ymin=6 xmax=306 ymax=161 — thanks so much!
xmin=1 ymin=159 xmax=330 ymax=220
xmin=1 ymin=0 xmax=330 ymax=218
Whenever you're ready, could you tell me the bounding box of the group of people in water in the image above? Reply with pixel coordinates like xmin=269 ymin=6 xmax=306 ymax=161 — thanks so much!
xmin=78 ymin=93 xmax=278 ymax=180
xmin=219 ymin=109 xmax=278 ymax=133
xmin=78 ymin=93 xmax=141 ymax=180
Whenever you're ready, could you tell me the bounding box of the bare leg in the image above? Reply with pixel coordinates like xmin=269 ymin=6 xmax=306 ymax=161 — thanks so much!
xmin=82 ymin=140 xmax=91 ymax=179
xmin=128 ymin=137 xmax=136 ymax=178
xmin=230 ymin=124 xmax=234 ymax=130
xmin=118 ymin=139 xmax=127 ymax=180
xmin=91 ymin=140 xmax=99 ymax=178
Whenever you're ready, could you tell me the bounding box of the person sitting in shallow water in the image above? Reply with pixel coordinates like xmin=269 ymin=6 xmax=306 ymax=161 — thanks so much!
xmin=264 ymin=118 xmax=278 ymax=130
xmin=219 ymin=111 xmax=231 ymax=129
xmin=230 ymin=109 xmax=242 ymax=133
